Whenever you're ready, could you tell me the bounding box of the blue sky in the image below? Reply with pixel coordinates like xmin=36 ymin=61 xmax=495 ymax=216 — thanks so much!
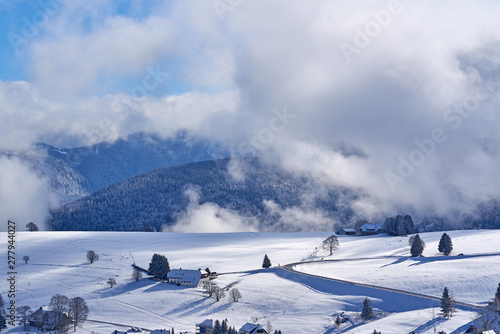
xmin=0 ymin=0 xmax=190 ymax=94
xmin=0 ymin=1 xmax=35 ymax=81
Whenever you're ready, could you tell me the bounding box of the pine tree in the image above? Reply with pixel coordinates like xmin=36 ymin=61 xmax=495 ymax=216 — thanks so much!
xmin=438 ymin=233 xmax=453 ymax=256
xmin=221 ymin=319 xmax=228 ymax=334
xmin=148 ymin=253 xmax=170 ymax=280
xmin=361 ymin=297 xmax=373 ymax=320
xmin=148 ymin=253 xmax=161 ymax=276
xmin=214 ymin=319 xmax=222 ymax=334
xmin=157 ymin=255 xmax=170 ymax=280
xmin=410 ymin=234 xmax=425 ymax=257
xmin=441 ymin=287 xmax=452 ymax=318
xmin=496 ymin=282 xmax=500 ymax=301
xmin=262 ymin=254 xmax=272 ymax=269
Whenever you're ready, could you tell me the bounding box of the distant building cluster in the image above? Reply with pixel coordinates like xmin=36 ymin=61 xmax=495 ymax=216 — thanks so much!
xmin=337 ymin=223 xmax=385 ymax=236
xmin=111 ymin=320 xmax=268 ymax=334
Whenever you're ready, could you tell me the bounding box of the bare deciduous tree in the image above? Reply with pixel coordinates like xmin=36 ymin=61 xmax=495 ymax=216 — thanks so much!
xmin=132 ymin=269 xmax=143 ymax=282
xmin=265 ymin=320 xmax=273 ymax=334
xmin=23 ymin=255 xmax=30 ymax=264
xmin=50 ymin=294 xmax=70 ymax=332
xmin=107 ymin=278 xmax=117 ymax=288
xmin=16 ymin=306 xmax=32 ymax=330
xmin=203 ymin=281 xmax=217 ymax=297
xmin=86 ymin=250 xmax=98 ymax=264
xmin=26 ymin=222 xmax=39 ymax=231
xmin=475 ymin=303 xmax=499 ymax=332
xmin=213 ymin=286 xmax=225 ymax=302
xmin=229 ymin=288 xmax=242 ymax=302
xmin=322 ymin=235 xmax=339 ymax=255
xmin=69 ymin=297 xmax=89 ymax=332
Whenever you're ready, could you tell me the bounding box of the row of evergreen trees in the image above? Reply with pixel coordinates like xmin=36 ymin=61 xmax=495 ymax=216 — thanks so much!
xmin=211 ymin=319 xmax=237 ymax=334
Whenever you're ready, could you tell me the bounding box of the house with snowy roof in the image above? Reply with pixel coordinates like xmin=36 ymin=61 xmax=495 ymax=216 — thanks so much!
xmin=358 ymin=223 xmax=385 ymax=236
xmin=336 ymin=228 xmax=357 ymax=236
xmin=149 ymin=329 xmax=170 ymax=334
xmin=238 ymin=323 xmax=267 ymax=334
xmin=167 ymin=269 xmax=204 ymax=286
xmin=28 ymin=305 xmax=72 ymax=331
xmin=196 ymin=319 xmax=213 ymax=334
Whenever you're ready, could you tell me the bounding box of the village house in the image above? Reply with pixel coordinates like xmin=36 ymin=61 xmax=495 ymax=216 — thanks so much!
xmin=150 ymin=329 xmax=171 ymax=334
xmin=336 ymin=228 xmax=357 ymax=236
xmin=28 ymin=305 xmax=72 ymax=332
xmin=167 ymin=269 xmax=205 ymax=286
xmin=358 ymin=223 xmax=385 ymax=236
xmin=196 ymin=319 xmax=213 ymax=334
xmin=238 ymin=323 xmax=268 ymax=334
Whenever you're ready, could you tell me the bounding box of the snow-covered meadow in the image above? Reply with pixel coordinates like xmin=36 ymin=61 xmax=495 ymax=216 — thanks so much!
xmin=0 ymin=230 xmax=498 ymax=333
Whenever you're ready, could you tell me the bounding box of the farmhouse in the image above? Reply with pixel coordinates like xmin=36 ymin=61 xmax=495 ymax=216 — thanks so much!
xmin=167 ymin=269 xmax=204 ymax=286
xmin=336 ymin=228 xmax=357 ymax=236
xmin=359 ymin=223 xmax=385 ymax=236
xmin=150 ymin=330 xmax=171 ymax=334
xmin=196 ymin=319 xmax=213 ymax=333
xmin=238 ymin=323 xmax=268 ymax=334
xmin=28 ymin=306 xmax=72 ymax=331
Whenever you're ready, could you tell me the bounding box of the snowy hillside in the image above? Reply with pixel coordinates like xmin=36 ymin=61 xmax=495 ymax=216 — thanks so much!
xmin=297 ymin=230 xmax=500 ymax=305
xmin=0 ymin=230 xmax=498 ymax=334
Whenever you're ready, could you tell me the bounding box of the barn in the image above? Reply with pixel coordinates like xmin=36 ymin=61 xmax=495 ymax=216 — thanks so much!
xmin=336 ymin=228 xmax=357 ymax=236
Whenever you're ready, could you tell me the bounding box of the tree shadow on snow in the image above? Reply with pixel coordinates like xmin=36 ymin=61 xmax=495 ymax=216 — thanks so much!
xmin=164 ymin=296 xmax=231 ymax=317
xmin=379 ymin=257 xmax=408 ymax=268
xmin=411 ymin=316 xmax=446 ymax=333
xmin=97 ymin=278 xmax=190 ymax=298
xmin=270 ymin=268 xmax=437 ymax=313
xmin=408 ymin=252 xmax=500 ymax=267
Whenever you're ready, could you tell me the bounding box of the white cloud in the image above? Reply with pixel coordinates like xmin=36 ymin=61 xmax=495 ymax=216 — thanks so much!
xmin=167 ymin=186 xmax=258 ymax=233
xmin=29 ymin=2 xmax=175 ymax=98
xmin=3 ymin=0 xmax=500 ymax=224
xmin=0 ymin=157 xmax=56 ymax=231
xmin=263 ymin=200 xmax=338 ymax=232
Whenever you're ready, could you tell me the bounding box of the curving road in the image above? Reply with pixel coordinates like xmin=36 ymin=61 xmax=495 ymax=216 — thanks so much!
xmin=282 ymin=257 xmax=485 ymax=311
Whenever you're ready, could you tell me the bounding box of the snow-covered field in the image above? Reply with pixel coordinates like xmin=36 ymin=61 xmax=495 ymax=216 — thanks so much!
xmin=296 ymin=230 xmax=500 ymax=305
xmin=0 ymin=230 xmax=498 ymax=334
